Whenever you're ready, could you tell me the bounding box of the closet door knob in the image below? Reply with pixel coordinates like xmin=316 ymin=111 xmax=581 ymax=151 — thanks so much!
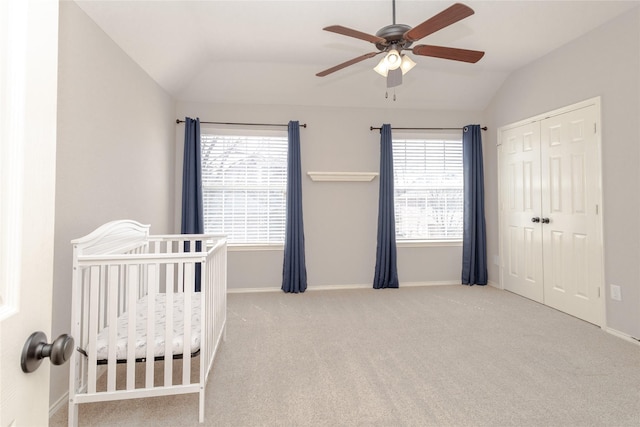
xmin=541 ymin=218 xmax=550 ymax=224
xmin=531 ymin=217 xmax=540 ymax=223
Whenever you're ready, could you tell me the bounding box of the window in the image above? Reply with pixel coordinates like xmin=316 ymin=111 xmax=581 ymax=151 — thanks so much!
xmin=393 ymin=135 xmax=463 ymax=241
xmin=200 ymin=130 xmax=287 ymax=245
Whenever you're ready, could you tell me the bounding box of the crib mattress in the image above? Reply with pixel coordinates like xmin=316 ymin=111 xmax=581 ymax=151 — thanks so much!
xmin=94 ymin=293 xmax=201 ymax=361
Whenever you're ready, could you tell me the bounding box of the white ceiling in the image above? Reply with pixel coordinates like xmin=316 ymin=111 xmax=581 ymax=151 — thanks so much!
xmin=74 ymin=0 xmax=640 ymax=111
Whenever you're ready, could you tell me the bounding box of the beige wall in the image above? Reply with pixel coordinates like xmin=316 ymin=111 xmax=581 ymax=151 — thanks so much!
xmin=176 ymin=102 xmax=483 ymax=290
xmin=51 ymin=1 xmax=175 ymax=408
xmin=484 ymin=7 xmax=640 ymax=337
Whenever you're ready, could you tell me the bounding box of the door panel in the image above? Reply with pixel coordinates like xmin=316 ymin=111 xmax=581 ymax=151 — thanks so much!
xmin=500 ymin=123 xmax=544 ymax=302
xmin=0 ymin=0 xmax=58 ymax=425
xmin=541 ymin=106 xmax=601 ymax=324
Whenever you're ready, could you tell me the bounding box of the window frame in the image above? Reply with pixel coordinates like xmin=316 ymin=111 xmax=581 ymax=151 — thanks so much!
xmin=392 ymin=130 xmax=464 ymax=245
xmin=199 ymin=125 xmax=288 ymax=249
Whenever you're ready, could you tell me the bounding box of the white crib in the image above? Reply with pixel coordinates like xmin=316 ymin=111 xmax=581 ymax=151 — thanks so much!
xmin=68 ymin=220 xmax=227 ymax=426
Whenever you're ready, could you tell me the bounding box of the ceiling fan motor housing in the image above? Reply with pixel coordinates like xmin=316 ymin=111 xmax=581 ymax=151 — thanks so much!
xmin=375 ymin=24 xmax=413 ymax=51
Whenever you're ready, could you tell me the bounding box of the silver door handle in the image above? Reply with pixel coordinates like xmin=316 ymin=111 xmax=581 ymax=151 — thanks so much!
xmin=21 ymin=331 xmax=74 ymax=373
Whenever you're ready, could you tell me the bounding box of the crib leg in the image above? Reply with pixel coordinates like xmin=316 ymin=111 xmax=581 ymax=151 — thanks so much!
xmin=199 ymin=387 xmax=205 ymax=423
xmin=68 ymin=400 xmax=78 ymax=427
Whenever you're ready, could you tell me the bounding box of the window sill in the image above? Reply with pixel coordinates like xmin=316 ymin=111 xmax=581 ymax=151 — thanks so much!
xmin=397 ymin=240 xmax=462 ymax=248
xmin=229 ymin=244 xmax=284 ymax=252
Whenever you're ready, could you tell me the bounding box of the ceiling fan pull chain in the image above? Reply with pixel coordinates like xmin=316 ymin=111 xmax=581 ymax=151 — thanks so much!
xmin=393 ymin=89 xmax=397 ymax=101
xmin=385 ymin=91 xmax=388 ymax=99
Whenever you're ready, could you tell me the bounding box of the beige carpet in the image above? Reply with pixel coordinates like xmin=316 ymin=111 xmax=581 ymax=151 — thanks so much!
xmin=50 ymin=285 xmax=640 ymax=426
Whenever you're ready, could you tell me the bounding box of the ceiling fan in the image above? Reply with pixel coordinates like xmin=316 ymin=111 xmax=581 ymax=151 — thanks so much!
xmin=316 ymin=1 xmax=485 ymax=88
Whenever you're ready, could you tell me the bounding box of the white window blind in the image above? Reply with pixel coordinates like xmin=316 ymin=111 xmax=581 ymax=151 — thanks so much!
xmin=200 ymin=133 xmax=288 ymax=245
xmin=393 ymin=137 xmax=463 ymax=241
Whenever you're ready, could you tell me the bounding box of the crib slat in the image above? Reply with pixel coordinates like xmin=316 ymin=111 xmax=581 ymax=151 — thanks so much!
xmin=107 ymin=265 xmax=119 ymax=392
xmin=87 ymin=266 xmax=100 ymax=394
xmin=182 ymin=262 xmax=193 ymax=385
xmin=126 ymin=264 xmax=138 ymax=390
xmin=201 ymin=257 xmax=210 ymax=386
xmin=99 ymin=267 xmax=107 ymax=330
xmin=164 ymin=263 xmax=174 ymax=386
xmin=139 ymin=248 xmax=148 ymax=297
xmin=177 ymin=251 xmax=184 ymax=292
xmin=119 ymin=263 xmax=126 ymax=315
xmin=80 ymin=268 xmax=90 ymax=386
xmin=145 ymin=264 xmax=157 ymax=388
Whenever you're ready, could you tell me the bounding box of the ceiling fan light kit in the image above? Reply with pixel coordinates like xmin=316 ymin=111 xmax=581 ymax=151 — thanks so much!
xmin=374 ymin=46 xmax=408 ymax=77
xmin=316 ymin=1 xmax=485 ymax=98
xmin=374 ymin=53 xmax=415 ymax=78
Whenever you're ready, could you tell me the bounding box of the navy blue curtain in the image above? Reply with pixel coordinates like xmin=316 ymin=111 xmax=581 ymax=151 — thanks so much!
xmin=373 ymin=124 xmax=399 ymax=289
xmin=181 ymin=117 xmax=204 ymax=291
xmin=461 ymin=124 xmax=488 ymax=285
xmin=282 ymin=121 xmax=308 ymax=293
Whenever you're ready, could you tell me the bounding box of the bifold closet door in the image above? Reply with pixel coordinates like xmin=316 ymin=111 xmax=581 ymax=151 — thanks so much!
xmin=540 ymin=106 xmax=602 ymax=325
xmin=501 ymin=122 xmax=544 ymax=303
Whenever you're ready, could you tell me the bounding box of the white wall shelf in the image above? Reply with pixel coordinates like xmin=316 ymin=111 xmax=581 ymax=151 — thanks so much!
xmin=307 ymin=172 xmax=379 ymax=182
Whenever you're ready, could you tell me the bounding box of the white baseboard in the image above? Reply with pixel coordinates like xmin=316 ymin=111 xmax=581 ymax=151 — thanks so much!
xmin=228 ymin=286 xmax=282 ymax=294
xmin=398 ymin=281 xmax=460 ymax=287
xmin=604 ymin=327 xmax=640 ymax=346
xmin=487 ymin=279 xmax=502 ymax=289
xmin=227 ymin=281 xmax=460 ymax=294
xmin=49 ymin=391 xmax=68 ymax=419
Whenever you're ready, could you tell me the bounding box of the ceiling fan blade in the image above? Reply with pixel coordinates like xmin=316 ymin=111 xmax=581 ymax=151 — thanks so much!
xmin=412 ymin=45 xmax=485 ymax=63
xmin=404 ymin=3 xmax=474 ymax=42
xmin=316 ymin=52 xmax=381 ymax=77
xmin=323 ymin=25 xmax=387 ymax=44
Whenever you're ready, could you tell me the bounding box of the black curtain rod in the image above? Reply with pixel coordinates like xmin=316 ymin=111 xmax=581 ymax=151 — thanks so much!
xmin=369 ymin=126 xmax=487 ymax=131
xmin=176 ymin=119 xmax=307 ymax=128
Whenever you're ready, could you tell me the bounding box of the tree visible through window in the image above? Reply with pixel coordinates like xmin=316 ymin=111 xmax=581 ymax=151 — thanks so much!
xmin=393 ymin=136 xmax=463 ymax=241
xmin=200 ymin=132 xmax=288 ymax=245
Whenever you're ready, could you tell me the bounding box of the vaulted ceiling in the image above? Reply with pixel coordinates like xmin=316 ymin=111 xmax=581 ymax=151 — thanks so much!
xmin=74 ymin=0 xmax=639 ymax=111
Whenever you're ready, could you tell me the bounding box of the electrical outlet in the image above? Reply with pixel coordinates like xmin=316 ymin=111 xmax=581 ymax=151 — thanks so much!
xmin=610 ymin=284 xmax=622 ymax=301
xmin=493 ymin=255 xmax=500 ymax=266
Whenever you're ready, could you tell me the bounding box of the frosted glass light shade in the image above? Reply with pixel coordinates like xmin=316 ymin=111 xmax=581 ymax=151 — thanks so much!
xmin=386 ymin=49 xmax=401 ymax=70
xmin=374 ymin=57 xmax=389 ymax=77
xmin=400 ymin=55 xmax=416 ymax=75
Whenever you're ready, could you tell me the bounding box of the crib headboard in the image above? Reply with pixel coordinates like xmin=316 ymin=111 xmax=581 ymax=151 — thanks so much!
xmin=72 ymin=219 xmax=151 ymax=256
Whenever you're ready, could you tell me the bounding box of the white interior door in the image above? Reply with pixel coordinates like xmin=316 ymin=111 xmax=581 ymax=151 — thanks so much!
xmin=500 ymin=122 xmax=544 ymax=303
xmin=0 ymin=0 xmax=59 ymax=425
xmin=499 ymin=100 xmax=603 ymax=326
xmin=540 ymin=105 xmax=602 ymax=325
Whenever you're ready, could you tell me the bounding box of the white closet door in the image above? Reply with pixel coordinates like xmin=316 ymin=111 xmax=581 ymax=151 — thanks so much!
xmin=500 ymin=122 xmax=544 ymax=303
xmin=499 ymin=100 xmax=603 ymax=326
xmin=540 ymin=105 xmax=602 ymax=325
